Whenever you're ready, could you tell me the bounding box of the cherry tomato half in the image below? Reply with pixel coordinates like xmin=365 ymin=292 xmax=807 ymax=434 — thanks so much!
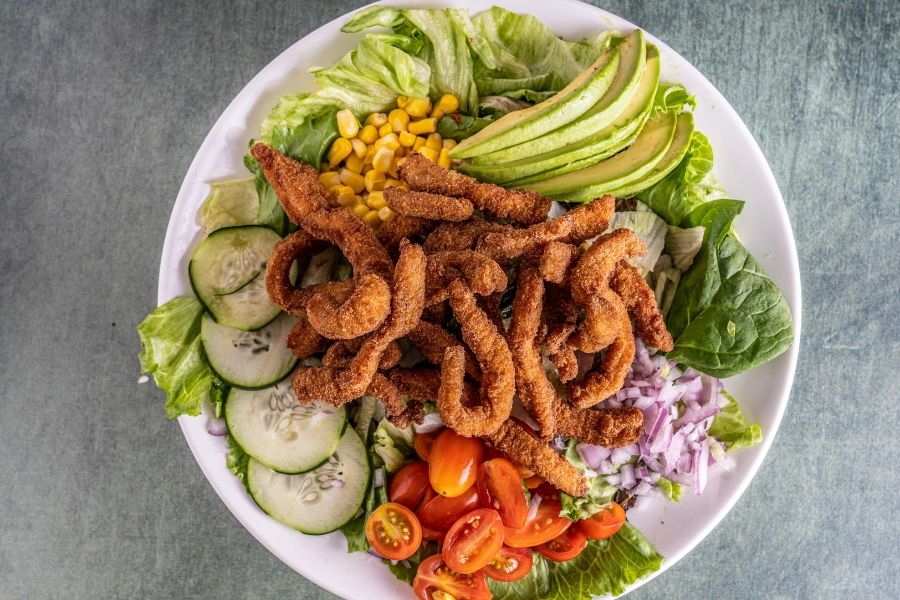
xmin=535 ymin=526 xmax=587 ymax=562
xmin=413 ymin=555 xmax=491 ymax=600
xmin=389 ymin=462 xmax=431 ymax=511
xmin=365 ymin=502 xmax=423 ymax=561
xmin=523 ymin=474 xmax=546 ymax=489
xmin=477 ymin=458 xmax=528 ymax=529
xmin=575 ymin=501 xmax=626 ymax=540
xmin=504 ymin=498 xmax=571 ymax=548
xmin=417 ymin=485 xmax=481 ymax=532
xmin=429 ymin=429 xmax=484 ymax=497
xmin=484 ymin=446 xmax=535 ymax=480
xmin=415 ymin=427 xmax=444 ymax=462
xmin=442 ymin=509 xmax=505 ymax=574
xmin=480 ymin=545 xmax=533 ymax=582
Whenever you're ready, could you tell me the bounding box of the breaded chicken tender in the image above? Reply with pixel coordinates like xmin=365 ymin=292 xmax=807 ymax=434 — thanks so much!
xmin=384 ymin=188 xmax=474 ymax=222
xmin=610 ymin=261 xmax=674 ymax=351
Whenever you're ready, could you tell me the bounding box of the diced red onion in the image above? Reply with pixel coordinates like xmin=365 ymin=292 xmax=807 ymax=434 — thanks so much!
xmin=694 ymin=439 xmax=710 ymax=495
xmin=598 ymin=459 xmax=616 ymax=474
xmin=709 ymin=438 xmax=735 ymax=472
xmin=635 ymin=466 xmax=649 ymax=480
xmin=311 ymin=410 xmax=334 ymax=424
xmin=604 ymin=473 xmax=622 ymax=486
xmin=663 ymin=429 xmax=686 ymax=475
xmin=673 ymin=404 xmax=722 ymax=429
xmin=207 ymin=417 xmax=228 ymax=437
xmin=634 ymin=339 xmax=654 ymax=374
xmin=527 ymin=493 xmax=542 ymax=522
xmin=332 ymin=479 xmax=345 ymax=489
xmin=648 ymin=422 xmax=673 ymax=454
xmin=374 ymin=468 xmax=384 ymax=488
xmin=583 ymin=468 xmax=598 ymax=478
xmin=414 ymin=411 xmax=445 ymax=434
xmin=633 ymin=480 xmax=653 ymax=496
xmin=549 ymin=436 xmax=569 ymax=452
xmin=576 ymin=444 xmax=610 ymax=470
xmin=620 ymin=464 xmax=636 ymax=489
xmin=367 ymin=547 xmax=386 ymax=559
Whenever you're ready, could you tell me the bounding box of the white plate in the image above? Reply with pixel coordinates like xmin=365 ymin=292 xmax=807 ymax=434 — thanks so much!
xmin=158 ymin=1 xmax=802 ymax=597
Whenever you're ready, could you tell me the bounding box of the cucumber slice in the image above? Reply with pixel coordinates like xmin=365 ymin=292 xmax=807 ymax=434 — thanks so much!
xmin=201 ymin=312 xmax=298 ymax=389
xmin=247 ymin=428 xmax=369 ymax=535
xmin=226 ymin=379 xmax=347 ymax=474
xmin=189 ymin=225 xmax=283 ymax=330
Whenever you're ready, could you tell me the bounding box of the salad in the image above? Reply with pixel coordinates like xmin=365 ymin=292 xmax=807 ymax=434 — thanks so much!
xmin=138 ymin=6 xmax=793 ymax=599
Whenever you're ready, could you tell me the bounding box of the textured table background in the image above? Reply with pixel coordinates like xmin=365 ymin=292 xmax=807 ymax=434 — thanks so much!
xmin=1 ymin=0 xmax=897 ymax=598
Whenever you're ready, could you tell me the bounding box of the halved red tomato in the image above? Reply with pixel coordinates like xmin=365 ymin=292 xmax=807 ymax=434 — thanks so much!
xmin=535 ymin=526 xmax=586 ymax=562
xmin=481 ymin=545 xmax=533 ymax=582
xmin=575 ymin=501 xmax=626 ymax=540
xmin=429 ymin=429 xmax=484 ymax=497
xmin=484 ymin=445 xmax=535 ymax=479
xmin=476 ymin=458 xmax=528 ymax=528
xmin=442 ymin=509 xmax=505 ymax=574
xmin=415 ymin=427 xmax=444 ymax=462
xmin=523 ymin=474 xmax=545 ymax=489
xmin=417 ymin=485 xmax=481 ymax=532
xmin=413 ymin=555 xmax=491 ymax=600
xmin=365 ymin=502 xmax=423 ymax=561
xmin=503 ymin=498 xmax=571 ymax=548
xmin=389 ymin=461 xmax=431 ymax=511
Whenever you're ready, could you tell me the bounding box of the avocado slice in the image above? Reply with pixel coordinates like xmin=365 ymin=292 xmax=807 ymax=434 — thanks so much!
xmin=606 ymin=112 xmax=696 ymax=198
xmin=449 ymin=46 xmax=622 ymax=159
xmin=457 ymin=47 xmax=660 ymax=186
xmin=470 ymin=30 xmax=647 ymax=166
xmin=521 ymin=109 xmax=678 ymax=202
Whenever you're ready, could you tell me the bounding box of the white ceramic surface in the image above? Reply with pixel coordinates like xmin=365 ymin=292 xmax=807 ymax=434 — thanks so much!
xmin=158 ymin=1 xmax=802 ymax=597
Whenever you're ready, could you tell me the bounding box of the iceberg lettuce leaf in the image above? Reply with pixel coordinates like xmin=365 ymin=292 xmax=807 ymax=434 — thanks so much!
xmin=709 ymin=391 xmax=763 ymax=450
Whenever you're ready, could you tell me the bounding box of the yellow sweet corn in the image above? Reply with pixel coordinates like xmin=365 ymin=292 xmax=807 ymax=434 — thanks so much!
xmin=366 ymin=191 xmax=387 ymax=210
xmin=397 ymin=95 xmax=411 ymax=109
xmin=437 ymin=94 xmax=459 ymax=114
xmin=405 ymin=97 xmax=432 ymax=118
xmin=399 ymin=130 xmax=417 ymax=147
xmin=378 ymin=207 xmax=396 ymax=221
xmin=412 ymin=136 xmax=427 ymax=152
xmin=430 ymin=107 xmax=445 ymax=120
xmin=364 ymin=145 xmax=377 ymax=165
xmin=419 ymin=147 xmax=439 ymax=163
xmin=358 ymin=125 xmax=379 ymax=145
xmin=378 ymin=123 xmax=393 ymax=138
xmin=442 ymin=138 xmax=457 ymax=150
xmin=438 ymin=148 xmax=452 ymax=169
xmin=374 ymin=133 xmax=401 ymax=152
xmin=332 ymin=185 xmax=356 ymax=205
xmin=362 ymin=164 xmax=374 ymax=175
xmin=320 ymin=161 xmax=331 ymax=172
xmin=365 ymin=170 xmax=386 ymax=192
xmin=336 ymin=109 xmax=359 ymax=138
xmin=351 ymin=203 xmax=370 ymax=218
xmin=363 ymin=210 xmax=383 ymax=228
xmin=350 ymin=138 xmax=367 ymax=158
xmin=372 ymin=147 xmax=395 ymax=173
xmin=395 ymin=146 xmax=407 ymax=158
xmin=389 ymin=109 xmax=410 ymax=133
xmin=340 ymin=168 xmax=366 ymax=194
xmin=425 ymin=132 xmax=443 ymax=152
xmin=365 ymin=113 xmax=388 ymax=128
xmin=327 ymin=138 xmax=353 ymax=165
xmin=408 ymin=118 xmax=437 ymax=135
xmin=345 ymin=153 xmax=365 ymax=174
xmin=319 ymin=171 xmax=341 ymax=190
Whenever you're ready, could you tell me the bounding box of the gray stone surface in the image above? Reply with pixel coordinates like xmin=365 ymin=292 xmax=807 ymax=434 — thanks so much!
xmin=0 ymin=0 xmax=897 ymax=598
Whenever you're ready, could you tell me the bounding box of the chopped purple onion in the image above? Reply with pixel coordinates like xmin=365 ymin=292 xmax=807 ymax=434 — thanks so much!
xmin=527 ymin=493 xmax=542 ymax=522
xmin=620 ymin=465 xmax=636 ymax=489
xmin=414 ymin=411 xmax=445 ymax=433
xmin=311 ymin=410 xmax=334 ymax=424
xmin=207 ymin=417 xmax=228 ymax=437
xmin=577 ymin=444 xmax=610 ymax=470
xmin=374 ymin=468 xmax=384 ymax=488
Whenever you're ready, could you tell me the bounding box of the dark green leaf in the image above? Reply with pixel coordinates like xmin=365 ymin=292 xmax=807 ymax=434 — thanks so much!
xmin=226 ymin=435 xmax=251 ymax=494
xmin=436 ymin=113 xmax=500 ymax=141
xmin=382 ymin=541 xmax=441 ymax=584
xmin=209 ymin=378 xmax=230 ymax=419
xmin=488 ymin=552 xmax=551 ymax=600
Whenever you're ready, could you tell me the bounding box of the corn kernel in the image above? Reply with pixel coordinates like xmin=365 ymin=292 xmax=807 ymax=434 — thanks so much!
xmin=336 ymin=109 xmax=360 ymax=138
xmin=345 ymin=153 xmax=365 ymax=174
xmin=412 ymin=136 xmax=427 ymax=152
xmin=362 ymin=164 xmax=374 ymax=175
xmin=389 ymin=109 xmax=410 ymax=133
xmin=430 ymin=107 xmax=445 ymax=120
xmin=378 ymin=123 xmax=393 ymax=138
xmin=365 ymin=170 xmax=385 ymax=192
xmin=365 ymin=113 xmax=388 ymax=128
xmin=438 ymin=148 xmax=452 ymax=169
xmin=419 ymin=147 xmax=439 ymax=163
xmin=384 ymin=179 xmax=406 ymax=189
xmin=327 ymin=138 xmax=353 ymax=164
xmin=397 ymin=95 xmax=411 ymax=109
xmin=408 ymin=118 xmax=437 ymax=135
xmin=351 ymin=203 xmax=371 ymax=218
xmin=364 ymin=145 xmax=377 ymax=165
xmin=336 ymin=194 xmax=357 ymax=208
xmin=367 ymin=191 xmax=387 ymax=210
xmin=399 ymin=130 xmax=417 ymax=147
xmin=395 ymin=146 xmax=407 ymax=158
xmin=374 ymin=133 xmax=400 ymax=152
xmin=437 ymin=94 xmax=459 ymax=114
xmin=378 ymin=207 xmax=396 ymax=221
xmin=363 ymin=210 xmax=383 ymax=228
xmin=332 ymin=185 xmax=356 ymax=205
xmin=425 ymin=132 xmax=443 ymax=152
xmin=372 ymin=147 xmax=395 ymax=173
xmin=320 ymin=161 xmax=332 ymax=172
xmin=442 ymin=139 xmax=457 ymax=150
xmin=392 ymin=156 xmax=405 ymax=172
xmin=350 ymin=138 xmax=367 ymax=159
xmin=405 ymin=97 xmax=432 ymax=118
xmin=340 ymin=168 xmax=366 ymax=194
xmin=358 ymin=125 xmax=379 ymax=145
xmin=319 ymin=171 xmax=341 ymax=189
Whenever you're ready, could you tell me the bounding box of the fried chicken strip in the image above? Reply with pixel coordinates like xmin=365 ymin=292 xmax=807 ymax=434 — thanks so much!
xmin=399 ymin=152 xmax=551 ymax=225
xmin=264 ymin=230 xmax=332 ymax=314
xmin=540 ymin=242 xmax=581 ymax=286
xmin=366 ymin=373 xmax=425 ymax=429
xmin=553 ymin=404 xmax=643 ymax=448
xmin=566 ymin=323 xmax=636 ymax=409
xmin=384 ymin=188 xmax=474 ymax=222
xmin=376 ymin=214 xmax=438 ymax=260
xmin=558 ymin=195 xmax=615 ymax=246
xmin=321 ymin=337 xmax=401 ymax=370
xmin=483 ymin=420 xmax=588 ymax=498
xmin=408 ymin=321 xmax=481 ymax=381
xmin=476 ymin=214 xmax=573 ymax=262
xmin=285 ymin=315 xmax=332 ymax=359
xmin=610 ymin=261 xmax=674 ymax=351
xmin=544 ymin=283 xmax=579 ymax=383
xmin=425 ymin=250 xmax=507 ymax=306
xmin=423 ymin=219 xmax=512 ymax=255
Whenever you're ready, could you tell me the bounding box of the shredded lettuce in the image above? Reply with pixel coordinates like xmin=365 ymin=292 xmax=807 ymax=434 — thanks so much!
xmin=198 ymin=178 xmax=258 ymax=233
xmin=665 ymin=225 xmax=706 ymax=272
xmin=353 ymin=395 xmax=378 ymax=443
xmin=709 ymin=391 xmax=763 ymax=450
xmin=605 ymin=206 xmax=668 ymax=275
xmin=373 ymin=417 xmax=415 ymax=473
xmin=560 ymin=440 xmax=618 ymax=522
xmin=225 ymin=435 xmax=252 ymax=494
xmin=138 ymin=297 xmax=214 ymax=419
xmin=657 ymin=477 xmax=683 ymax=503
xmin=208 ymin=378 xmax=230 ymax=419
xmin=479 ymin=96 xmax=531 ymax=116
xmin=244 ymin=154 xmax=289 ymax=236
xmin=488 ymin=552 xmax=551 ymax=599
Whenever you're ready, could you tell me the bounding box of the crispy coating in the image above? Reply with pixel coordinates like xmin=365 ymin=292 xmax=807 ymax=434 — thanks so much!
xmin=423 ymin=219 xmax=512 ymax=255
xmin=610 ymin=261 xmax=674 ymax=351
xmin=477 ymin=291 xmax=507 ymax=341
xmin=566 ymin=323 xmax=636 ymax=409
xmin=508 ymin=255 xmax=556 ymax=440
xmin=285 ymin=315 xmax=331 ymax=359
xmin=540 ymin=242 xmax=581 ymax=286
xmin=399 ymin=152 xmax=551 ymax=225
xmin=292 ymin=240 xmax=426 ymax=405
xmin=321 ymin=337 xmax=401 ymax=370
xmin=384 ymin=188 xmax=474 ymax=222
xmin=553 ymin=404 xmax=643 ymax=449
xmin=559 ymin=195 xmax=615 ymax=246
xmin=252 ymin=143 xmax=394 ymax=337
xmin=568 ymin=288 xmax=630 ymax=353
xmin=421 ymin=300 xmax=450 ymax=324
xmin=366 ymin=373 xmax=425 ymax=429
xmin=476 ymin=214 xmax=573 ymax=262
xmin=387 ymin=367 xmax=481 ymax=406
xmin=544 ymin=283 xmax=579 ymax=382
xmin=408 ymin=321 xmax=481 ymax=381
xmin=264 ymin=230 xmax=332 ymax=314
xmin=425 ymin=251 xmax=507 ymax=306
xmin=376 ymin=214 xmax=438 ymax=260
xmin=483 ymin=420 xmax=588 ymax=498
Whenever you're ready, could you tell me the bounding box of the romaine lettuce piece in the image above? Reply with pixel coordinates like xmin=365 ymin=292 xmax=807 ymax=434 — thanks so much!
xmin=226 ymin=434 xmax=252 ymax=494
xmin=560 ymin=440 xmax=618 ymax=521
xmin=198 ymin=178 xmax=258 ymax=233
xmin=665 ymin=225 xmax=705 ymax=272
xmin=709 ymin=391 xmax=763 ymax=451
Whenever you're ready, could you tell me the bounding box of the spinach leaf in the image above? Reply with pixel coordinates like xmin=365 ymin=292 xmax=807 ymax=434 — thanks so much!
xmin=437 ymin=113 xmax=500 ymax=141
